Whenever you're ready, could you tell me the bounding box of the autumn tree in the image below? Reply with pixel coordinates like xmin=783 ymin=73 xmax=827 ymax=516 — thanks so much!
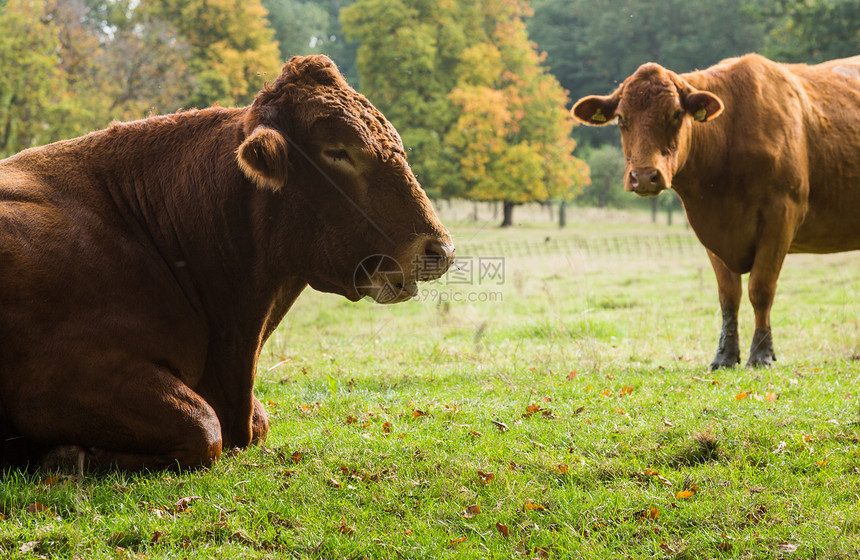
xmin=446 ymin=0 xmax=588 ymax=226
xmin=0 ymin=0 xmax=92 ymax=157
xmin=342 ymin=0 xmax=588 ymax=224
xmin=342 ymin=0 xmax=478 ymax=198
xmin=141 ymin=0 xmax=281 ymax=108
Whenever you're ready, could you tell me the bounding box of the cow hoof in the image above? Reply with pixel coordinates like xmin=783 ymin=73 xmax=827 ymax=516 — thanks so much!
xmin=746 ymin=353 xmax=776 ymax=368
xmin=710 ymin=353 xmax=741 ymax=370
xmin=747 ymin=328 xmax=776 ymax=368
xmin=40 ymin=445 xmax=89 ymax=474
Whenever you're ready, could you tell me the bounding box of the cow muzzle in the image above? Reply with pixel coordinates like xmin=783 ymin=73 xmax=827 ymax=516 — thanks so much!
xmin=353 ymin=237 xmax=454 ymax=304
xmin=626 ymin=168 xmax=667 ymax=196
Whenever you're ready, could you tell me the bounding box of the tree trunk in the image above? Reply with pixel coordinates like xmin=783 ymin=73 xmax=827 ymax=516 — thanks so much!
xmin=559 ymin=200 xmax=567 ymax=229
xmin=651 ymin=198 xmax=658 ymax=223
xmin=501 ymin=201 xmax=516 ymax=227
xmin=667 ymin=201 xmax=673 ymax=226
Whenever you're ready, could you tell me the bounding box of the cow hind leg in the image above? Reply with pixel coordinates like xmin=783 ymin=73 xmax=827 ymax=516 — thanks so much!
xmin=23 ymin=366 xmax=223 ymax=472
xmin=707 ymin=250 xmax=742 ymax=369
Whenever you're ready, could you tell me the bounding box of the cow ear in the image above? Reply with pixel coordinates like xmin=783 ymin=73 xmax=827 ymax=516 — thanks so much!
xmin=237 ymin=126 xmax=289 ymax=190
xmin=684 ymin=90 xmax=724 ymax=122
xmin=571 ymin=95 xmax=619 ymax=126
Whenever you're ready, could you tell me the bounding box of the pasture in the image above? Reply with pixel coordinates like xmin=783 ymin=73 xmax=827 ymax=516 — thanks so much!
xmin=2 ymin=204 xmax=859 ymax=559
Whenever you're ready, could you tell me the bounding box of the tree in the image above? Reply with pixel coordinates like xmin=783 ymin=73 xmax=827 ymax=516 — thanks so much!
xmin=342 ymin=0 xmax=477 ymax=198
xmin=528 ymin=0 xmax=769 ymax=148
xmin=343 ymin=0 xmax=588 ymax=224
xmin=0 ymin=0 xmax=71 ymax=157
xmin=263 ymin=0 xmax=328 ymax=60
xmin=757 ymin=0 xmax=860 ymax=62
xmin=576 ymin=144 xmax=626 ymax=208
xmin=141 ymin=0 xmax=281 ymax=108
xmin=446 ymin=0 xmax=588 ymax=226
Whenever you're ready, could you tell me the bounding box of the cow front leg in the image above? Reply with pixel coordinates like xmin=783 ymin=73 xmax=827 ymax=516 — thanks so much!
xmin=26 ymin=366 xmax=223 ymax=471
xmin=707 ymin=250 xmax=742 ymax=369
xmin=745 ymin=214 xmax=795 ymax=367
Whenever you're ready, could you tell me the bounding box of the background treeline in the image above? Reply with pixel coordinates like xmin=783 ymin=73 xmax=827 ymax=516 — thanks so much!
xmin=2 ymin=0 xmax=858 ymax=225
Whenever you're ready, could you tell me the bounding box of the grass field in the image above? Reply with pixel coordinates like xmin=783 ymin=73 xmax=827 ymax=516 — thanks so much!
xmin=2 ymin=204 xmax=859 ymax=559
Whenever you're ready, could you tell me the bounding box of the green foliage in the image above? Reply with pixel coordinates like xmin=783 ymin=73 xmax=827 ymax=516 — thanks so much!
xmin=141 ymin=0 xmax=281 ymax=108
xmin=0 ymin=0 xmax=89 ymax=157
xmin=262 ymin=0 xmax=329 ymax=60
xmin=529 ymin=0 xmax=770 ymax=148
xmin=756 ymin=0 xmax=860 ymax=62
xmin=343 ymin=0 xmax=588 ymax=206
xmin=576 ymin=144 xmax=627 ymax=208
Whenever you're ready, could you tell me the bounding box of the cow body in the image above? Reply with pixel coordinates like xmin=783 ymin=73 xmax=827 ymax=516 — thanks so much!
xmin=0 ymin=56 xmax=453 ymax=469
xmin=573 ymin=54 xmax=860 ymax=368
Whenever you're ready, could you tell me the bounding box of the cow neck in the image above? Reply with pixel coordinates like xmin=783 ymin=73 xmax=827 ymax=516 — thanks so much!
xmin=88 ymin=108 xmax=306 ymax=347
xmin=671 ymin=73 xmax=731 ymax=202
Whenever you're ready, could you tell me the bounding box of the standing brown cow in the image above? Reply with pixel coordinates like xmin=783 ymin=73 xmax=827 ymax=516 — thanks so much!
xmin=0 ymin=55 xmax=454 ymax=470
xmin=572 ymin=53 xmax=860 ymax=369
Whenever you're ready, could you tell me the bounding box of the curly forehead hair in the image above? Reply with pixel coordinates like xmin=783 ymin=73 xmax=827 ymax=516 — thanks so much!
xmin=621 ymin=63 xmax=683 ymax=110
xmin=245 ymin=56 xmax=406 ymax=161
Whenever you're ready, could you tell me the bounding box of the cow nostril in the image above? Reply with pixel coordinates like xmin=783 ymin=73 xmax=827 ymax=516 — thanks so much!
xmin=421 ymin=240 xmax=454 ymax=274
xmin=629 ymin=172 xmax=640 ymax=188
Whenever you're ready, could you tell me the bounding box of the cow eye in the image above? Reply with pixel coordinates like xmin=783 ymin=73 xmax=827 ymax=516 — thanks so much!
xmin=324 ymin=148 xmax=354 ymax=166
xmin=672 ymin=110 xmax=683 ymax=121
xmin=616 ymin=115 xmax=626 ymax=129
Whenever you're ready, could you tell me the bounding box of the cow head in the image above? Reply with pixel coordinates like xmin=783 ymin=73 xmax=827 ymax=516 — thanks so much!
xmin=237 ymin=55 xmax=453 ymax=303
xmin=571 ymin=63 xmax=723 ymax=196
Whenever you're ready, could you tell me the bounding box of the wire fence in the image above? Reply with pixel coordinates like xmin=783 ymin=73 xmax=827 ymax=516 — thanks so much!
xmin=456 ymin=233 xmax=702 ymax=260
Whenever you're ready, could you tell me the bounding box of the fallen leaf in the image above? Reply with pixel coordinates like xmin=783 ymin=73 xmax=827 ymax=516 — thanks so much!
xmin=816 ymin=460 xmax=828 ymax=467
xmin=662 ymin=418 xmax=675 ymax=428
xmin=775 ymin=542 xmax=798 ymax=553
xmin=716 ymin=541 xmax=732 ymax=552
xmin=735 ymin=391 xmax=748 ymax=401
xmin=449 ymin=536 xmax=467 ymax=546
xmin=150 ymin=531 xmax=163 ymax=544
xmin=675 ymin=490 xmax=695 ymax=499
xmin=642 ymin=506 xmax=660 ymax=520
xmin=765 ymin=392 xmax=778 ymax=402
xmin=491 ymin=420 xmax=509 ymax=432
xmin=496 ymin=522 xmax=510 ymax=538
xmin=20 ymin=541 xmax=40 ymax=554
xmin=616 ymin=407 xmax=625 ymax=415
xmin=601 ymin=389 xmax=611 ymax=397
xmin=462 ymin=504 xmax=481 ymax=519
xmin=291 ymin=451 xmax=303 ymax=463
xmin=477 ymin=471 xmax=495 ymax=485
xmin=573 ymin=406 xmax=585 ymax=415
xmin=529 ymin=439 xmax=545 ymax=450
xmin=655 ymin=475 xmax=674 ymax=487
xmin=533 ymin=546 xmax=550 ymax=558
xmin=338 ymin=524 xmax=355 ymax=536
xmin=556 ymin=464 xmax=569 ymax=474
xmin=620 ymin=385 xmax=634 ymax=395
xmin=173 ymin=496 xmax=201 ymax=512
xmin=524 ymin=502 xmax=546 ymax=511
xmin=413 ymin=409 xmax=427 ymax=418
xmin=566 ymin=370 xmax=578 ymax=380
xmin=773 ymin=441 xmax=787 ymax=454
xmin=326 ymin=478 xmax=342 ymax=489
xmin=643 ymin=469 xmax=659 ymax=476
xmin=25 ymin=502 xmax=53 ymax=515
xmin=404 ymin=529 xmax=413 ymax=535
xmin=802 ymin=434 xmax=813 ymax=443
xmin=283 ymin=469 xmax=297 ymax=477
xmin=469 ymin=429 xmax=483 ymax=437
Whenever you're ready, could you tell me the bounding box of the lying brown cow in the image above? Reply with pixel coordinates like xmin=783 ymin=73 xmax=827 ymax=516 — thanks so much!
xmin=0 ymin=55 xmax=454 ymax=470
xmin=572 ymin=53 xmax=860 ymax=368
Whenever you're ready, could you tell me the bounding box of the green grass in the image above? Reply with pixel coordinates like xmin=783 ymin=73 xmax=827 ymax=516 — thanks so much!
xmin=3 ymin=206 xmax=859 ymax=559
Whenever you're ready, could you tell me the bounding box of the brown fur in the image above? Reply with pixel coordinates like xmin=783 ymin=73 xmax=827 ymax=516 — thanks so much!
xmin=0 ymin=55 xmax=453 ymax=469
xmin=573 ymin=53 xmax=860 ymax=368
